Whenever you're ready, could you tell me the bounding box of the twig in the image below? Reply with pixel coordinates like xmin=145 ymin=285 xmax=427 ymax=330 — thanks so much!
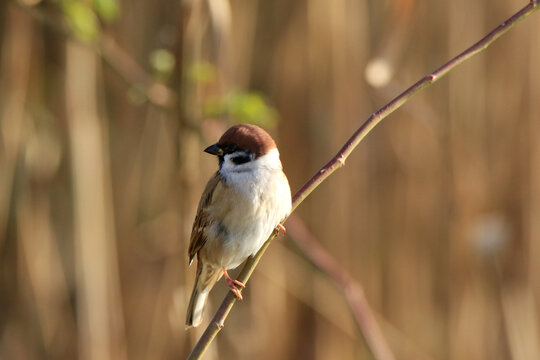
xmin=187 ymin=1 xmax=539 ymax=359
xmin=285 ymin=215 xmax=397 ymax=360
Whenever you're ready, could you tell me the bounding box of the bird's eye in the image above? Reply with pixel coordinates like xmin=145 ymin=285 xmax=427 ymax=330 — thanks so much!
xmin=231 ymin=155 xmax=251 ymax=165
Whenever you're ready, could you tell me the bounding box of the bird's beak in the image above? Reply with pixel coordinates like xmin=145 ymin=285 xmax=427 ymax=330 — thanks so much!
xmin=204 ymin=143 xmax=223 ymax=156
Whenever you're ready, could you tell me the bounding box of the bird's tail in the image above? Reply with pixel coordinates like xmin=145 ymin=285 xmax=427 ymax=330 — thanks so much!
xmin=186 ymin=261 xmax=222 ymax=328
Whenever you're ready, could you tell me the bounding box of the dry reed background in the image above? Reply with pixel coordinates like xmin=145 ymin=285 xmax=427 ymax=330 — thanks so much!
xmin=1 ymin=0 xmax=539 ymax=359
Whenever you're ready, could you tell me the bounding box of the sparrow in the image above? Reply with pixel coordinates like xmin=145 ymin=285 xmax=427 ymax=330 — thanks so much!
xmin=185 ymin=124 xmax=292 ymax=328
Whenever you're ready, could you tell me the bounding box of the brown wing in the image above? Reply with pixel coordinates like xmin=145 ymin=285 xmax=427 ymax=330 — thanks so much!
xmin=188 ymin=172 xmax=222 ymax=265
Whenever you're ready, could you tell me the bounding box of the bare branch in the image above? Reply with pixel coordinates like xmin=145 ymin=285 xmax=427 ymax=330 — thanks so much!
xmin=188 ymin=1 xmax=540 ymax=358
xmin=285 ymin=215 xmax=397 ymax=360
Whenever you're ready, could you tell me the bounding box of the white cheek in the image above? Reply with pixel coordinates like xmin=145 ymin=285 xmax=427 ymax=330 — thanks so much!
xmin=221 ymin=158 xmax=235 ymax=173
xmin=221 ymin=153 xmax=251 ymax=172
xmin=221 ymin=157 xmax=233 ymax=170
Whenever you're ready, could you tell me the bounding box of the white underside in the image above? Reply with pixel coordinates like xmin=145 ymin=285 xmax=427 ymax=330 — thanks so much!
xmin=201 ymin=148 xmax=292 ymax=269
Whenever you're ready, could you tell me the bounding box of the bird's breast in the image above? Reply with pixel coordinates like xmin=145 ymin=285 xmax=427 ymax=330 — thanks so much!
xmin=201 ymin=170 xmax=290 ymax=269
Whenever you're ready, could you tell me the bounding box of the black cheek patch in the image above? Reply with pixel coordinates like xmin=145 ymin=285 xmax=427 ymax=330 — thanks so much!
xmin=231 ymin=155 xmax=251 ymax=165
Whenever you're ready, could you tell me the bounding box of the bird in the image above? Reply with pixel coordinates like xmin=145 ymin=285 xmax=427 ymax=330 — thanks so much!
xmin=185 ymin=124 xmax=292 ymax=328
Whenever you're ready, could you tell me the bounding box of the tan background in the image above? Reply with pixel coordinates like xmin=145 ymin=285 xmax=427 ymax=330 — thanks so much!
xmin=1 ymin=0 xmax=539 ymax=359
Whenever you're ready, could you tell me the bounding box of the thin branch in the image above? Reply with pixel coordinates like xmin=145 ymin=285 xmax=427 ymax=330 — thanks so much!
xmin=285 ymin=215 xmax=397 ymax=360
xmin=188 ymin=1 xmax=539 ymax=359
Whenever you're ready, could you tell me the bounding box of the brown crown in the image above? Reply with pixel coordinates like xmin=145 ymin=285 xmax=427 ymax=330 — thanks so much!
xmin=218 ymin=124 xmax=277 ymax=158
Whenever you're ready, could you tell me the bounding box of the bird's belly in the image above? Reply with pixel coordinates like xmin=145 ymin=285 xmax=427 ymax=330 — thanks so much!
xmin=202 ymin=195 xmax=275 ymax=269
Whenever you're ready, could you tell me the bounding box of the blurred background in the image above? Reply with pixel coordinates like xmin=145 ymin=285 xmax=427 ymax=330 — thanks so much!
xmin=1 ymin=0 xmax=539 ymax=359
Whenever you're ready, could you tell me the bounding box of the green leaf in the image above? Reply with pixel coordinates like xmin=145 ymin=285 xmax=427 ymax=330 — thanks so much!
xmin=203 ymin=91 xmax=278 ymax=127
xmin=150 ymin=49 xmax=176 ymax=78
xmin=186 ymin=61 xmax=216 ymax=84
xmin=228 ymin=92 xmax=278 ymax=126
xmin=63 ymin=2 xmax=100 ymax=42
xmin=93 ymin=0 xmax=120 ymax=22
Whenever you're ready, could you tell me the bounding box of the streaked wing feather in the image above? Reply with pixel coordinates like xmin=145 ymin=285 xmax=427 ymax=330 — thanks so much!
xmin=188 ymin=172 xmax=221 ymax=263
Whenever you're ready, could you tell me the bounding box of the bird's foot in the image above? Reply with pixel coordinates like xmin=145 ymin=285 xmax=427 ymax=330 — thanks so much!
xmin=275 ymin=223 xmax=286 ymax=234
xmin=222 ymin=267 xmax=245 ymax=300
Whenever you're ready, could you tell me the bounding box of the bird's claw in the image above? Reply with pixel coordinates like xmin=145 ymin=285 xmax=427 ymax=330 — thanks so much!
xmin=275 ymin=223 xmax=286 ymax=234
xmin=233 ymin=279 xmax=245 ymax=288
xmin=223 ymin=267 xmax=245 ymax=300
xmin=230 ymin=287 xmax=243 ymax=300
xmin=226 ymin=278 xmax=244 ymax=300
